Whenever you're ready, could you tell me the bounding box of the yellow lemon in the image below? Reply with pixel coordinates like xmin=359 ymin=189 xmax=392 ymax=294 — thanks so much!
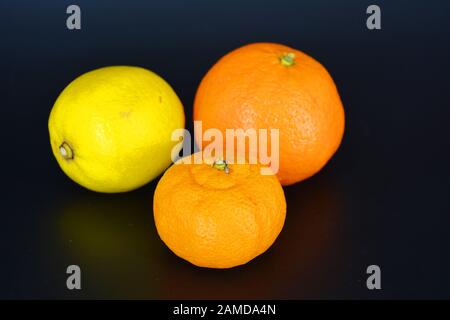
xmin=48 ymin=66 xmax=185 ymax=193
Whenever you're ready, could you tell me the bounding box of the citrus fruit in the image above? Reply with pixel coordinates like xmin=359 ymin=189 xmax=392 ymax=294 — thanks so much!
xmin=193 ymin=42 xmax=345 ymax=185
xmin=153 ymin=154 xmax=286 ymax=269
xmin=48 ymin=66 xmax=185 ymax=193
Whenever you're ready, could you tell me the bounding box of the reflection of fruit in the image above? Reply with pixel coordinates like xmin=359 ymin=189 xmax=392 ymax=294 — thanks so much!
xmin=57 ymin=191 xmax=163 ymax=298
xmin=48 ymin=66 xmax=185 ymax=193
xmin=153 ymin=154 xmax=286 ymax=268
xmin=194 ymin=42 xmax=345 ymax=185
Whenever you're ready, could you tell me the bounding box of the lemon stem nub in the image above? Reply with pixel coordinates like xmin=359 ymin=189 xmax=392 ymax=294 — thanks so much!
xmin=59 ymin=142 xmax=74 ymax=160
xmin=280 ymin=52 xmax=296 ymax=66
xmin=213 ymin=159 xmax=230 ymax=174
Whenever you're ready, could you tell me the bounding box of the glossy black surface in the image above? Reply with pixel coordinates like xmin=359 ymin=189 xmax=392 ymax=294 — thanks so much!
xmin=1 ymin=0 xmax=450 ymax=299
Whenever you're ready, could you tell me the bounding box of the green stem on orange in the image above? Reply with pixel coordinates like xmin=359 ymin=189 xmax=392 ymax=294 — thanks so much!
xmin=212 ymin=159 xmax=230 ymax=174
xmin=280 ymin=52 xmax=296 ymax=66
xmin=59 ymin=141 xmax=74 ymax=160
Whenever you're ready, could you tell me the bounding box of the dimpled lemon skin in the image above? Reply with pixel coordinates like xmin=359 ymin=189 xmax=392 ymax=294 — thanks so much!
xmin=48 ymin=66 xmax=185 ymax=193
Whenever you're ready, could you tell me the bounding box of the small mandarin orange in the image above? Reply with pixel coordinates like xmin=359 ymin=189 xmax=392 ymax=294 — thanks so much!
xmin=153 ymin=154 xmax=286 ymax=268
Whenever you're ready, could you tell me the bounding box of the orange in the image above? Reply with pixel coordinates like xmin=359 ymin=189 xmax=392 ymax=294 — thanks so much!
xmin=194 ymin=42 xmax=345 ymax=185
xmin=153 ymin=154 xmax=286 ymax=269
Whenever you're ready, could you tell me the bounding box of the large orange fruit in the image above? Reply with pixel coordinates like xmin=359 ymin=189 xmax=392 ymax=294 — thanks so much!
xmin=153 ymin=154 xmax=286 ymax=269
xmin=194 ymin=42 xmax=345 ymax=185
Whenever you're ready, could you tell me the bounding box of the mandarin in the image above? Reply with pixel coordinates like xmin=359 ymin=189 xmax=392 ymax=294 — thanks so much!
xmin=153 ymin=154 xmax=286 ymax=268
xmin=194 ymin=42 xmax=345 ymax=185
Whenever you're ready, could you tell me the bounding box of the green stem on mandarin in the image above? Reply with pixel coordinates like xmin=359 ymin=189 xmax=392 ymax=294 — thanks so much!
xmin=280 ymin=52 xmax=296 ymax=66
xmin=59 ymin=141 xmax=74 ymax=160
xmin=212 ymin=159 xmax=230 ymax=174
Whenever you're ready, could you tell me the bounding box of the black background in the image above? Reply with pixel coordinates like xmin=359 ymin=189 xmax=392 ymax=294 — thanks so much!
xmin=1 ymin=0 xmax=450 ymax=299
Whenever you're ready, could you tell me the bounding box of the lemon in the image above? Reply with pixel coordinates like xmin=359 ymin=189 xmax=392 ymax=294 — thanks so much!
xmin=48 ymin=66 xmax=185 ymax=193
